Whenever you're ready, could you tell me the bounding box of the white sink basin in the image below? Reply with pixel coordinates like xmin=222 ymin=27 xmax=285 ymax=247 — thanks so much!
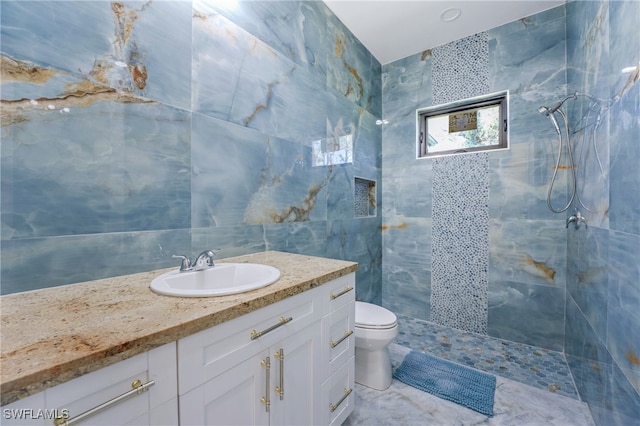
xmin=150 ymin=263 xmax=281 ymax=297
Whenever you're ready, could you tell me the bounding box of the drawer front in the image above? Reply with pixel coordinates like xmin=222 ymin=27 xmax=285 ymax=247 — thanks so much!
xmin=324 ymin=274 xmax=356 ymax=313
xmin=320 ymin=356 xmax=355 ymax=426
xmin=322 ymin=300 xmax=355 ymax=377
xmin=178 ymin=288 xmax=319 ymax=395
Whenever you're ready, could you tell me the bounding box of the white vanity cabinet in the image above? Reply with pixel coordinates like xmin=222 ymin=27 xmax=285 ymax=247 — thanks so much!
xmin=1 ymin=342 xmax=178 ymax=426
xmin=177 ymin=273 xmax=355 ymax=426
xmin=2 ymin=269 xmax=356 ymax=426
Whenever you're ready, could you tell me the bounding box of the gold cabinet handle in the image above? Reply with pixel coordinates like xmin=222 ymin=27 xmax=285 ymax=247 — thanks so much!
xmin=274 ymin=349 xmax=284 ymax=400
xmin=251 ymin=317 xmax=293 ymax=340
xmin=53 ymin=379 xmax=154 ymax=425
xmin=330 ymin=330 xmax=354 ymax=348
xmin=329 ymin=388 xmax=353 ymax=412
xmin=260 ymin=357 xmax=271 ymax=413
xmin=330 ymin=286 xmax=354 ymax=300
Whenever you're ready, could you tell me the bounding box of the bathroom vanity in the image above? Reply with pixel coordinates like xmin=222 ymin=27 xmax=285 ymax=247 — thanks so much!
xmin=0 ymin=251 xmax=357 ymax=425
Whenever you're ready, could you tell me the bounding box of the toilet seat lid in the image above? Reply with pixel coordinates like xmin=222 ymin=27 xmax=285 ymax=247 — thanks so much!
xmin=355 ymin=301 xmax=397 ymax=329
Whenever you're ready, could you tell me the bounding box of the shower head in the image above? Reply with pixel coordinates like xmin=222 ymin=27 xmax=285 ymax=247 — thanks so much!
xmin=538 ymin=92 xmax=579 ymax=116
xmin=538 ymin=101 xmax=564 ymax=116
xmin=538 ymin=106 xmax=552 ymax=116
xmin=538 ymin=104 xmax=562 ymax=135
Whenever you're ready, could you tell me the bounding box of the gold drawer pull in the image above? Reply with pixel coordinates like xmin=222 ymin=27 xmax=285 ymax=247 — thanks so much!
xmin=251 ymin=316 xmax=293 ymax=340
xmin=53 ymin=379 xmax=154 ymax=425
xmin=329 ymin=387 xmax=353 ymax=412
xmin=330 ymin=286 xmax=354 ymax=300
xmin=330 ymin=330 xmax=354 ymax=348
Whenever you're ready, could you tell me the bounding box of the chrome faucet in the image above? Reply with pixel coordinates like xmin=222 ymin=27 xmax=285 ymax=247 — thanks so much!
xmin=566 ymin=210 xmax=587 ymax=229
xmin=172 ymin=249 xmax=217 ymax=272
xmin=193 ymin=250 xmax=216 ymax=270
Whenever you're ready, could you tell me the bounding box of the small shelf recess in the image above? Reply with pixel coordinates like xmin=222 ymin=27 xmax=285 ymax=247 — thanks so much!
xmin=354 ymin=177 xmax=376 ymax=217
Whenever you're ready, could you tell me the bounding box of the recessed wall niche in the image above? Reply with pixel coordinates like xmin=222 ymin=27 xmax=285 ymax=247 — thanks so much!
xmin=354 ymin=177 xmax=376 ymax=217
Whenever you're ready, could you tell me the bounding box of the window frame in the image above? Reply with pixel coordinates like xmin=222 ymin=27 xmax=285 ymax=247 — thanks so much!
xmin=416 ymin=91 xmax=509 ymax=158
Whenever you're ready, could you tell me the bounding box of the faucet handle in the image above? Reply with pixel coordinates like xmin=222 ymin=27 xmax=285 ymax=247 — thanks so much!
xmin=172 ymin=255 xmax=192 ymax=272
xmin=566 ymin=215 xmax=577 ymax=229
xmin=576 ymin=211 xmax=588 ymax=229
xmin=566 ymin=210 xmax=588 ymax=230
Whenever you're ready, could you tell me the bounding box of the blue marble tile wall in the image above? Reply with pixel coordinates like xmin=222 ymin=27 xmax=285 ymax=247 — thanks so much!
xmin=0 ymin=1 xmax=383 ymax=300
xmin=381 ymin=49 xmax=433 ymax=320
xmin=564 ymin=0 xmax=640 ymax=424
xmin=485 ymin=6 xmax=569 ymax=352
xmin=382 ymin=6 xmax=569 ymax=351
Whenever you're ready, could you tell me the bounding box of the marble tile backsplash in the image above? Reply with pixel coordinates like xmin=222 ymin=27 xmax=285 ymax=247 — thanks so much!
xmin=0 ymin=1 xmax=382 ymax=300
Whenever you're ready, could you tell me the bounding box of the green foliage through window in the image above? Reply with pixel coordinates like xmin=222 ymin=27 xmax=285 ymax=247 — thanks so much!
xmin=417 ymin=92 xmax=508 ymax=158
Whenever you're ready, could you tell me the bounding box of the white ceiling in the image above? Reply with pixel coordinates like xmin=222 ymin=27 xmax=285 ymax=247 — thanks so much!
xmin=323 ymin=0 xmax=564 ymax=64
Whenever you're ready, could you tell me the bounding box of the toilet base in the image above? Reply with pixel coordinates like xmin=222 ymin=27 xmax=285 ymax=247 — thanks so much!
xmin=354 ymin=346 xmax=393 ymax=390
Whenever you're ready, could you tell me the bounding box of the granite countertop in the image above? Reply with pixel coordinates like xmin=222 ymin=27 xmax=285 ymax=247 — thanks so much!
xmin=0 ymin=251 xmax=357 ymax=406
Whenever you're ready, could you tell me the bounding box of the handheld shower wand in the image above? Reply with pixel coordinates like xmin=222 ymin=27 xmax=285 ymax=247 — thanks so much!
xmin=540 ymin=107 xmax=562 ymax=135
xmin=538 ymin=93 xmax=578 ymax=213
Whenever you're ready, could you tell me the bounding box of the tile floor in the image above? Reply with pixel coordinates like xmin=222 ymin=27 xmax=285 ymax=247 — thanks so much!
xmin=395 ymin=315 xmax=578 ymax=400
xmin=343 ymin=315 xmax=595 ymax=425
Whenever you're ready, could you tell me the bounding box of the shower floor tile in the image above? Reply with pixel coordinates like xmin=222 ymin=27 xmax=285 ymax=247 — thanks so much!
xmin=396 ymin=314 xmax=579 ymax=400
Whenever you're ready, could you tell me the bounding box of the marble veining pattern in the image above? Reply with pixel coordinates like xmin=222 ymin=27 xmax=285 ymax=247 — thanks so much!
xmin=1 ymin=0 xmax=383 ymax=305
xmin=563 ymin=0 xmax=640 ymax=423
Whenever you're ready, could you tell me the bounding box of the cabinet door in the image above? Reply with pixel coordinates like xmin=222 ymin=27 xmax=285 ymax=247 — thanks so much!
xmin=269 ymin=321 xmax=322 ymax=426
xmin=179 ymin=350 xmax=270 ymax=426
xmin=178 ymin=287 xmax=318 ymax=396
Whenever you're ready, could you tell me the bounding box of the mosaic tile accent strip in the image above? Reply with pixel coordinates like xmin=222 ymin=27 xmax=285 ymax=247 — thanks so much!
xmin=431 ymin=153 xmax=490 ymax=334
xmin=432 ymin=32 xmax=490 ymax=105
xmin=430 ymin=32 xmax=491 ymax=334
xmin=396 ymin=314 xmax=580 ymax=400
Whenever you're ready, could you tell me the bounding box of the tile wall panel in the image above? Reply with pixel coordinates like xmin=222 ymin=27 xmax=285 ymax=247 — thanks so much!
xmin=1 ymin=1 xmax=382 ymax=302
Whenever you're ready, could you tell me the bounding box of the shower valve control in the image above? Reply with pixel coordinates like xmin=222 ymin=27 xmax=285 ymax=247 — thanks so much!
xmin=566 ymin=210 xmax=587 ymax=229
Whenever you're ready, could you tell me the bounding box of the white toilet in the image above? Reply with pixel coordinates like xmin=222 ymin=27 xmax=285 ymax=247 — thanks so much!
xmin=354 ymin=301 xmax=398 ymax=390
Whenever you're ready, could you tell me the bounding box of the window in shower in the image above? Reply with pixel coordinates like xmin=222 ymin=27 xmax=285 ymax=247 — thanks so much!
xmin=416 ymin=91 xmax=509 ymax=158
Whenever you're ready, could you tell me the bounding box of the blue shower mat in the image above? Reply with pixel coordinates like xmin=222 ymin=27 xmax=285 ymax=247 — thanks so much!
xmin=393 ymin=349 xmax=496 ymax=417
